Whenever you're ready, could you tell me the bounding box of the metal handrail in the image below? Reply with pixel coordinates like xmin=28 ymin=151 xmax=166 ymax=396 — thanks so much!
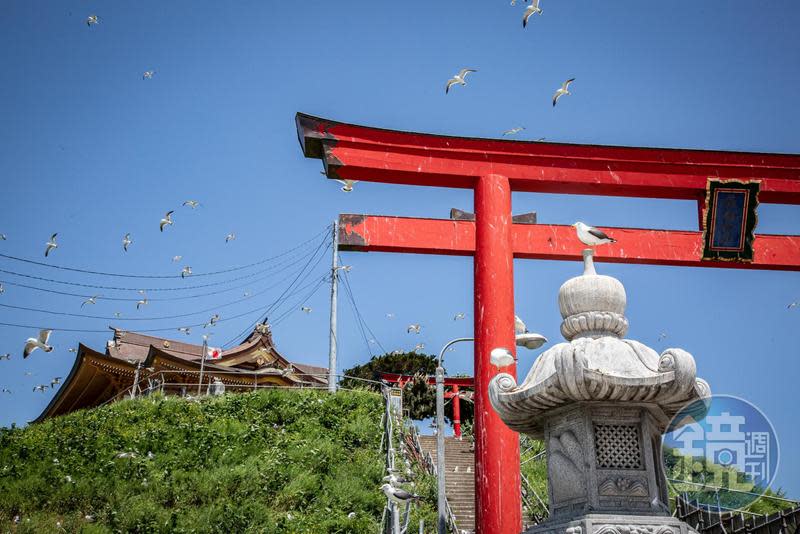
xmin=667 ymin=479 xmax=800 ymax=505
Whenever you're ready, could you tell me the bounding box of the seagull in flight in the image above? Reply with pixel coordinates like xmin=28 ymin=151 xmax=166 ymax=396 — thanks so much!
xmin=122 ymin=233 xmax=132 ymax=252
xmin=204 ymin=314 xmax=220 ymax=328
xmin=788 ymin=301 xmax=799 ymax=310
xmin=33 ymin=384 xmax=49 ymax=393
xmin=0 ymin=283 xmax=4 ymax=294
xmin=24 ymin=329 xmax=53 ymax=358
xmin=0 ymin=233 xmax=6 ymax=240
xmin=453 ymin=312 xmax=466 ymax=321
xmin=81 ymin=295 xmax=100 ymax=308
xmin=572 ymin=221 xmax=616 ymax=246
xmin=86 ymin=15 xmax=99 ymax=26
xmin=523 ymin=0 xmax=543 ymax=27
xmin=490 ymin=347 xmax=516 ymax=368
xmin=503 ymin=127 xmax=525 ymax=137
xmin=225 ymin=233 xmax=236 ymax=243
xmin=178 ymin=327 xmax=191 ymax=335
xmin=1 ymin=388 xmax=10 ymax=394
xmin=301 ymin=306 xmax=312 ymax=313
xmin=159 ymin=211 xmax=174 ymax=232
xmin=45 ymin=233 xmax=58 ymax=257
xmin=0 ymin=353 xmax=10 ymax=361
xmin=446 ymin=68 xmax=477 ymax=94
xmin=658 ymin=332 xmax=668 ymax=342
xmin=68 ymin=347 xmax=77 ymax=353
xmin=407 ymin=324 xmax=421 ymax=334
xmin=335 ymin=179 xmax=358 ymax=193
xmin=553 ymin=78 xmax=575 ymax=107
xmin=142 ymin=70 xmax=155 ymax=80
xmin=386 ymin=313 xmax=395 ymax=320
xmin=183 ymin=200 xmax=200 ymax=209
xmin=136 ymin=291 xmax=148 ymax=309
xmin=181 ymin=266 xmax=192 ymax=278
xmin=50 ymin=377 xmax=62 ymax=387
xmin=171 ymin=255 xmax=182 ymax=262
xmin=413 ymin=343 xmax=425 ymax=353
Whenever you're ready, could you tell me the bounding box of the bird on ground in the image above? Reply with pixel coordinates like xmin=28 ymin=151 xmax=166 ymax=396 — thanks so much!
xmin=453 ymin=312 xmax=466 ymax=321
xmin=503 ymin=127 xmax=525 ymax=136
xmin=523 ymin=0 xmax=543 ymax=27
xmin=553 ymin=78 xmax=575 ymax=107
xmin=178 ymin=327 xmax=191 ymax=335
xmin=407 ymin=324 xmax=421 ymax=334
xmin=136 ymin=291 xmax=148 ymax=309
xmin=225 ymin=233 xmax=236 ymax=243
xmin=347 ymin=512 xmax=356 ymax=519
xmin=142 ymin=70 xmax=154 ymax=80
xmin=84 ymin=515 xmax=95 ymax=523
xmin=33 ymin=384 xmax=49 ymax=393
xmin=64 ymin=475 xmax=74 ymax=483
xmin=181 ymin=266 xmax=192 ymax=278
xmin=51 ymin=377 xmax=62 ymax=387
xmin=45 ymin=233 xmax=58 ymax=257
xmin=204 ymin=314 xmax=220 ymax=328
xmin=335 ymin=179 xmax=358 ymax=193
xmin=490 ymin=347 xmax=516 ymax=368
xmin=514 ymin=315 xmax=528 ymax=335
xmin=115 ymin=451 xmax=137 ymax=459
xmin=122 ymin=233 xmax=132 ymax=252
xmin=380 ymin=483 xmax=421 ymax=504
xmin=788 ymin=302 xmax=799 ymax=310
xmin=572 ymin=221 xmax=616 ymax=246
xmin=171 ymin=255 xmax=182 ymax=262
xmin=159 ymin=211 xmax=174 ymax=232
xmin=81 ymin=295 xmax=100 ymax=308
xmin=24 ymin=329 xmax=53 ymax=358
xmin=86 ymin=15 xmax=98 ymax=26
xmin=301 ymin=306 xmax=312 ymax=313
xmin=413 ymin=343 xmax=425 ymax=353
xmin=0 ymin=353 xmax=10 ymax=361
xmin=446 ymin=68 xmax=477 ymax=94
xmin=183 ymin=200 xmax=200 ymax=209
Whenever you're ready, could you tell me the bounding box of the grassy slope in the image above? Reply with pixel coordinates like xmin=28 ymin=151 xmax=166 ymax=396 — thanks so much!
xmin=0 ymin=389 xmax=435 ymax=533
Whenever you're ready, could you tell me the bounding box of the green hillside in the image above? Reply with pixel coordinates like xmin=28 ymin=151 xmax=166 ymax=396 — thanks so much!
xmin=0 ymin=389 xmax=435 ymax=533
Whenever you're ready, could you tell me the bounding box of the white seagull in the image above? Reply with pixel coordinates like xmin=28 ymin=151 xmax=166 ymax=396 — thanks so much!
xmin=301 ymin=306 xmax=312 ymax=313
xmin=490 ymin=347 xmax=516 ymax=368
xmin=0 ymin=283 xmax=4 ymax=294
xmin=225 ymin=233 xmax=236 ymax=243
xmin=122 ymin=233 xmax=132 ymax=252
xmin=86 ymin=15 xmax=99 ymax=26
xmin=386 ymin=313 xmax=395 ymax=319
xmin=553 ymin=78 xmax=575 ymax=107
xmin=514 ymin=315 xmax=528 ymax=335
xmin=380 ymin=483 xmax=420 ymax=504
xmin=136 ymin=290 xmax=148 ymax=309
xmin=81 ymin=295 xmax=100 ymax=308
xmin=204 ymin=314 xmax=220 ymax=328
xmin=413 ymin=343 xmax=425 ymax=353
xmin=45 ymin=233 xmax=58 ymax=257
xmin=171 ymin=255 xmax=182 ymax=262
xmin=788 ymin=301 xmax=799 ymax=310
xmin=178 ymin=327 xmax=191 ymax=335
xmin=407 ymin=324 xmax=421 ymax=334
xmin=453 ymin=312 xmax=466 ymax=321
xmin=572 ymin=221 xmax=616 ymax=246
xmin=0 ymin=353 xmax=10 ymax=361
xmin=159 ymin=211 xmax=174 ymax=232
xmin=335 ymin=179 xmax=358 ymax=193
xmin=24 ymin=329 xmax=53 ymax=358
xmin=183 ymin=200 xmax=200 ymax=209
xmin=142 ymin=70 xmax=154 ymax=80
xmin=503 ymin=127 xmax=525 ymax=137
xmin=0 ymin=233 xmax=6 ymax=240
xmin=181 ymin=266 xmax=192 ymax=278
xmin=523 ymin=0 xmax=543 ymax=27
xmin=446 ymin=68 xmax=477 ymax=94
xmin=33 ymin=384 xmax=49 ymax=393
xmin=50 ymin=377 xmax=62 ymax=387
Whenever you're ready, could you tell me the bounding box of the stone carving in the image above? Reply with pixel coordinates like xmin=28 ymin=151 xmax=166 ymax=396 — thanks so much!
xmin=598 ymin=476 xmax=649 ymax=497
xmin=565 ymin=527 xmax=582 ymax=534
xmin=549 ymin=429 xmax=588 ymax=502
xmin=594 ymin=424 xmax=642 ymax=469
xmin=594 ymin=525 xmax=674 ymax=534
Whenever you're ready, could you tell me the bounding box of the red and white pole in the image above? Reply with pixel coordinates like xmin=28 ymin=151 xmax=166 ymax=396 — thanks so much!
xmin=474 ymin=174 xmax=521 ymax=533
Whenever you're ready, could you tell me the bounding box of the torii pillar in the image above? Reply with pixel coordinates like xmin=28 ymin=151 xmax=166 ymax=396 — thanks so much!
xmin=295 ymin=113 xmax=800 ymax=534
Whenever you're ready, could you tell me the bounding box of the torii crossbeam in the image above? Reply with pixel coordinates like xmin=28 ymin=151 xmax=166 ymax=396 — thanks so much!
xmin=295 ymin=112 xmax=800 ymax=534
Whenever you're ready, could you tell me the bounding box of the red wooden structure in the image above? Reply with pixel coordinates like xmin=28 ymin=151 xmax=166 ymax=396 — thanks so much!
xmin=296 ymin=112 xmax=800 ymax=534
xmin=378 ymin=372 xmax=474 ymax=438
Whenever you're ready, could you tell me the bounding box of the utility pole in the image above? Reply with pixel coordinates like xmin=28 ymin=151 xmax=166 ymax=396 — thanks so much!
xmin=198 ymin=337 xmax=208 ymax=395
xmin=130 ymin=363 xmax=142 ymax=400
xmin=328 ymin=220 xmax=339 ymax=393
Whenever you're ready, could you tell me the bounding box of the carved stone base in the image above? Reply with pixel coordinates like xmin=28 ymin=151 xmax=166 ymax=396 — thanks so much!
xmin=524 ymin=513 xmax=698 ymax=534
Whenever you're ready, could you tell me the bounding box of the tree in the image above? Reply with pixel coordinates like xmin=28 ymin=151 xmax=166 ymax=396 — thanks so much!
xmin=341 ymin=352 xmax=473 ymax=425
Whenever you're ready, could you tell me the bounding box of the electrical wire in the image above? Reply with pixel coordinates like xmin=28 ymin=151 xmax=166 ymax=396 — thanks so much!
xmin=0 ymin=225 xmax=331 ymax=279
xmin=340 ymin=271 xmax=375 ymax=358
xmin=339 ymin=259 xmax=387 ymax=355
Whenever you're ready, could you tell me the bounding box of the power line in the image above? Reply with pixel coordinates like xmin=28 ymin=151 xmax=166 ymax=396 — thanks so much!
xmin=0 ymin=225 xmax=331 ymax=279
xmin=339 ymin=259 xmax=387 ymax=355
xmin=0 ymin=234 xmax=330 ymax=301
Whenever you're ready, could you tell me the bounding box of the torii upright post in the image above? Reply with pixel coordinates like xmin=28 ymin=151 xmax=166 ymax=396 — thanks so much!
xmin=295 ymin=112 xmax=800 ymax=534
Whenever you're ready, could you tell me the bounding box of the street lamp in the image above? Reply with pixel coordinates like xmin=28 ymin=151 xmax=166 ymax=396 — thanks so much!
xmin=435 ymin=329 xmax=547 ymax=534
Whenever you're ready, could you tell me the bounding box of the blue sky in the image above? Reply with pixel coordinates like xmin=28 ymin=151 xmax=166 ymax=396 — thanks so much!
xmin=0 ymin=1 xmax=798 ymax=497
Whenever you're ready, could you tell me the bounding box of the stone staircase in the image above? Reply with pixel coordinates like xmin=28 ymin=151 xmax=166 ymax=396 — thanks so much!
xmin=418 ymin=435 xmax=476 ymax=533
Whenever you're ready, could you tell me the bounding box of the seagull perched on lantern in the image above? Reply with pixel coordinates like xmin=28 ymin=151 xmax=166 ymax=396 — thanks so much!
xmin=572 ymin=221 xmax=616 ymax=246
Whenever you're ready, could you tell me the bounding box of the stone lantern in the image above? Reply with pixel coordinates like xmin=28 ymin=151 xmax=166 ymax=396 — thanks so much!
xmin=489 ymin=250 xmax=710 ymax=534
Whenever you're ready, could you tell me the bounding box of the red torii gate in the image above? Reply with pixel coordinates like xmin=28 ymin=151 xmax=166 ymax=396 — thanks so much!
xmin=295 ymin=112 xmax=800 ymax=534
xmin=378 ymin=372 xmax=474 ymax=438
